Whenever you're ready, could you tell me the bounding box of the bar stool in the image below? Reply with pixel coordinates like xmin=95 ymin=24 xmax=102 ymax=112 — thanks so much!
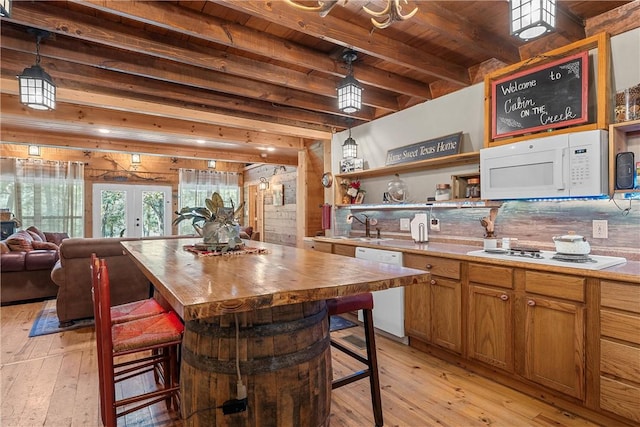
xmin=92 ymin=258 xmax=184 ymax=427
xmin=326 ymin=293 xmax=383 ymax=427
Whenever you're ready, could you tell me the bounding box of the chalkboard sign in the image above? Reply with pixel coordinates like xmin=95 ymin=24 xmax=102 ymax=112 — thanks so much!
xmin=491 ymin=51 xmax=588 ymax=139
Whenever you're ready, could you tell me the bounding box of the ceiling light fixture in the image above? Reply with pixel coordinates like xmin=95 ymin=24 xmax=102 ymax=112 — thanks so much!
xmin=284 ymin=0 xmax=417 ymax=29
xmin=342 ymin=127 xmax=358 ymax=159
xmin=510 ymin=0 xmax=556 ymax=40
xmin=258 ymin=177 xmax=269 ymax=191
xmin=131 ymin=153 xmax=141 ymax=164
xmin=18 ymin=29 xmax=56 ymax=110
xmin=28 ymin=145 xmax=41 ymax=156
xmin=337 ymin=50 xmax=362 ymax=114
xmin=207 ymin=160 xmax=216 ymax=169
xmin=0 ymin=0 xmax=11 ymax=17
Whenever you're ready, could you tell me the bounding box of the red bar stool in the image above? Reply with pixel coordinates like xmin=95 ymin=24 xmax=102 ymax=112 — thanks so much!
xmin=326 ymin=293 xmax=383 ymax=427
xmin=92 ymin=258 xmax=184 ymax=427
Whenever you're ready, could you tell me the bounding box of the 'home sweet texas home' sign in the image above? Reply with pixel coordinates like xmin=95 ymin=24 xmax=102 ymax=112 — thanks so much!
xmin=385 ymin=132 xmax=462 ymax=166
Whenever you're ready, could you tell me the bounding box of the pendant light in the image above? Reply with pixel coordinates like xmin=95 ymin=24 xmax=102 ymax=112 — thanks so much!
xmin=18 ymin=29 xmax=56 ymax=110
xmin=510 ymin=0 xmax=556 ymax=41
xmin=337 ymin=50 xmax=362 ymax=114
xmin=342 ymin=127 xmax=358 ymax=159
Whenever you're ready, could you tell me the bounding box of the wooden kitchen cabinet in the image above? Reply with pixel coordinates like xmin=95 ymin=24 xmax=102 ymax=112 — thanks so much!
xmin=404 ymin=253 xmax=462 ymax=353
xmin=599 ymin=279 xmax=640 ymax=424
xmin=467 ymin=263 xmax=514 ymax=372
xmin=311 ymin=241 xmax=356 ymax=257
xmin=520 ymin=271 xmax=586 ymax=400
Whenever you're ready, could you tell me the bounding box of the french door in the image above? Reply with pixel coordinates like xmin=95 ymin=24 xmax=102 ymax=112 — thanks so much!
xmin=92 ymin=184 xmax=172 ymax=238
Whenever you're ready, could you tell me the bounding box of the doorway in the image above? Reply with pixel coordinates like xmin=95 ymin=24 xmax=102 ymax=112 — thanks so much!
xmin=92 ymin=183 xmax=172 ymax=238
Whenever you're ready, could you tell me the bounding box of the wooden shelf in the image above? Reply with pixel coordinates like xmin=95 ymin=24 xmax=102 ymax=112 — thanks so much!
xmin=337 ymin=200 xmax=501 ymax=210
xmin=335 ymin=152 xmax=480 ymax=180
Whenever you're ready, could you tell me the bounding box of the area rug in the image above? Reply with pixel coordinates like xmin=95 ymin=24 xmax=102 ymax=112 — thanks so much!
xmin=29 ymin=300 xmax=94 ymax=337
xmin=330 ymin=315 xmax=357 ymax=332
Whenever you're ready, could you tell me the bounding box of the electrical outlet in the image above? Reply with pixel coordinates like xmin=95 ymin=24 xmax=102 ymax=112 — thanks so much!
xmin=430 ymin=218 xmax=440 ymax=232
xmin=400 ymin=218 xmax=410 ymax=231
xmin=593 ymin=220 xmax=608 ymax=239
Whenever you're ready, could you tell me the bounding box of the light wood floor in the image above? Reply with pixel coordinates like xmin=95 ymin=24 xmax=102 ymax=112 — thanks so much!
xmin=1 ymin=300 xmax=601 ymax=427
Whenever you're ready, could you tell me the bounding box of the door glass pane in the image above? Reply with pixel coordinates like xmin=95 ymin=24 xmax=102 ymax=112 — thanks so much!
xmin=142 ymin=190 xmax=165 ymax=237
xmin=100 ymin=190 xmax=127 ymax=237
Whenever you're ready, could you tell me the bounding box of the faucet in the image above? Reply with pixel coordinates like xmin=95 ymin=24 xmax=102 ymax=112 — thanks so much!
xmin=348 ymin=214 xmax=371 ymax=238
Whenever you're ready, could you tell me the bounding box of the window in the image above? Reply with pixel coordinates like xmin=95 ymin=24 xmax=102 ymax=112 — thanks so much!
xmin=0 ymin=158 xmax=84 ymax=236
xmin=177 ymin=169 xmax=241 ymax=235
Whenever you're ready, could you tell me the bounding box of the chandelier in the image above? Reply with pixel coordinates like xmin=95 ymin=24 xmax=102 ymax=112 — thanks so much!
xmin=284 ymin=0 xmax=418 ymax=29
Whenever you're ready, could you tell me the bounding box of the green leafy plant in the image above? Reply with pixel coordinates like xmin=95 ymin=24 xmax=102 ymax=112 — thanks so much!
xmin=173 ymin=192 xmax=244 ymax=250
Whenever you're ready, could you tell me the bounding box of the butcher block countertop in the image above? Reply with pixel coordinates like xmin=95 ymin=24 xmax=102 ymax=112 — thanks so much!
xmin=313 ymin=237 xmax=640 ymax=283
xmin=121 ymin=238 xmax=430 ymax=321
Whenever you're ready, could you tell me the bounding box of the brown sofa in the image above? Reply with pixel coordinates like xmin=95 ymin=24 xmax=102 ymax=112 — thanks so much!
xmin=0 ymin=227 xmax=69 ymax=305
xmin=51 ymin=236 xmax=188 ymax=326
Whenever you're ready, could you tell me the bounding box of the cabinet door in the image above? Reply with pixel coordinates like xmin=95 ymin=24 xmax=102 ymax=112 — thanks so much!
xmin=468 ymin=285 xmax=514 ymax=372
xmin=404 ymin=280 xmax=431 ymax=341
xmin=314 ymin=241 xmax=333 ymax=253
xmin=430 ymin=277 xmax=462 ymax=353
xmin=523 ymin=295 xmax=585 ymax=399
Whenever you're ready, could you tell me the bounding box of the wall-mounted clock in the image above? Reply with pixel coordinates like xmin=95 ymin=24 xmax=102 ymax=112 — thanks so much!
xmin=321 ymin=172 xmax=333 ymax=188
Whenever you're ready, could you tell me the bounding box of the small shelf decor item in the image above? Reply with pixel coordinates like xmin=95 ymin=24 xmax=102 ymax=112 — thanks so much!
xmin=173 ymin=192 xmax=244 ymax=252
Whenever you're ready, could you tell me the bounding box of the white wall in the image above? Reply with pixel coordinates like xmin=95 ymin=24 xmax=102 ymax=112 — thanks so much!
xmin=332 ymin=28 xmax=640 ymax=203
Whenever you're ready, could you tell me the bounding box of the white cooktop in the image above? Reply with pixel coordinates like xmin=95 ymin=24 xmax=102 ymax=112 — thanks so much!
xmin=467 ymin=250 xmax=627 ymax=271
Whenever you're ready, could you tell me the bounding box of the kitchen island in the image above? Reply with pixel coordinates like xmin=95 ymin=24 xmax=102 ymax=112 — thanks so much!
xmin=121 ymin=238 xmax=430 ymax=427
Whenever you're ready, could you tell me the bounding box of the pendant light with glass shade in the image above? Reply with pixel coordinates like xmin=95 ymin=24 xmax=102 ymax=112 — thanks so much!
xmin=342 ymin=126 xmax=358 ymax=159
xmin=18 ymin=29 xmax=56 ymax=110
xmin=510 ymin=0 xmax=556 ymax=40
xmin=337 ymin=50 xmax=362 ymax=114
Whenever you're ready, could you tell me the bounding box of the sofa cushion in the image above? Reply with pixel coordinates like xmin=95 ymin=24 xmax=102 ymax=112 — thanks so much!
xmin=0 ymin=242 xmax=9 ymax=254
xmin=0 ymin=252 xmax=26 ymax=272
xmin=27 ymin=226 xmax=46 ymax=241
xmin=25 ymin=250 xmax=59 ymax=271
xmin=32 ymin=241 xmax=59 ymax=250
xmin=44 ymin=232 xmax=69 ymax=246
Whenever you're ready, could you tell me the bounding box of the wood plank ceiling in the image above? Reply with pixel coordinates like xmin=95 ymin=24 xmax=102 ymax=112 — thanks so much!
xmin=0 ymin=0 xmax=637 ymax=165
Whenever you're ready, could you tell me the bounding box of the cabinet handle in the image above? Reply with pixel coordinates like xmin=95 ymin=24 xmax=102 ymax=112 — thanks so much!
xmin=527 ymin=299 xmax=536 ymax=306
xmin=500 ymin=294 xmax=509 ymax=301
xmin=430 ymin=279 xmax=437 ymax=285
xmin=425 ymin=264 xmax=433 ymax=269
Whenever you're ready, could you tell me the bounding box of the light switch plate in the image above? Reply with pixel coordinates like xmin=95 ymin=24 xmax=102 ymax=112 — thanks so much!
xmin=400 ymin=218 xmax=410 ymax=231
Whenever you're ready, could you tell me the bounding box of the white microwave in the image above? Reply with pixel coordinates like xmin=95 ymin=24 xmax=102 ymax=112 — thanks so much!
xmin=480 ymin=130 xmax=609 ymax=200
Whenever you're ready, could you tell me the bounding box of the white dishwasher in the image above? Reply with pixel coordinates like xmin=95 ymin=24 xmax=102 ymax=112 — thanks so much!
xmin=355 ymin=247 xmax=405 ymax=340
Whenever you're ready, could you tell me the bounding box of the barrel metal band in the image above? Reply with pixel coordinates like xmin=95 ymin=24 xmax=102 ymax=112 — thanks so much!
xmin=185 ymin=305 xmax=328 ymax=338
xmin=182 ymin=334 xmax=330 ymax=375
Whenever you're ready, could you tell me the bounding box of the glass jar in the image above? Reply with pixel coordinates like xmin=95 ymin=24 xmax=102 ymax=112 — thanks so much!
xmin=435 ymin=183 xmax=451 ymax=201
xmin=466 ymin=178 xmax=480 ymax=198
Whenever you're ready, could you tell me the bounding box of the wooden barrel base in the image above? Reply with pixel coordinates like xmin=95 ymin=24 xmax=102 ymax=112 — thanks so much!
xmin=181 ymin=301 xmax=331 ymax=427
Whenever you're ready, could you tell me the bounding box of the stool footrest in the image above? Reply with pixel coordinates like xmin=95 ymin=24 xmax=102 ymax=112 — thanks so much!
xmin=330 ymin=340 xmax=368 ymax=366
xmin=332 ymin=371 xmax=370 ymax=389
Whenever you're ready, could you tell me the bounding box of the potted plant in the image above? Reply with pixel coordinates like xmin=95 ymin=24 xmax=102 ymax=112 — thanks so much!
xmin=173 ymin=192 xmax=244 ymax=251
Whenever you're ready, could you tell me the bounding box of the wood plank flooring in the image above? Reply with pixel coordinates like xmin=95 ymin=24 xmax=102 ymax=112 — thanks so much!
xmin=1 ymin=301 xmax=600 ymax=427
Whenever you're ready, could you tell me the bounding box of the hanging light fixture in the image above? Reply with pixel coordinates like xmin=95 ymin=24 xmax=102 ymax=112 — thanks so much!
xmin=207 ymin=160 xmax=217 ymax=169
xmin=131 ymin=153 xmax=141 ymax=164
xmin=28 ymin=145 xmax=41 ymax=156
xmin=18 ymin=29 xmax=56 ymax=110
xmin=0 ymin=0 xmax=11 ymax=17
xmin=342 ymin=127 xmax=358 ymax=159
xmin=510 ymin=0 xmax=556 ymax=41
xmin=337 ymin=50 xmax=362 ymax=114
xmin=258 ymin=177 xmax=269 ymax=191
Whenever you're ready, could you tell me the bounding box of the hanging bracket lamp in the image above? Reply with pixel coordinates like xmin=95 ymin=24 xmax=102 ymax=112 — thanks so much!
xmin=258 ymin=177 xmax=269 ymax=191
xmin=342 ymin=127 xmax=358 ymax=159
xmin=337 ymin=50 xmax=362 ymax=114
xmin=510 ymin=0 xmax=556 ymax=40
xmin=18 ymin=29 xmax=56 ymax=110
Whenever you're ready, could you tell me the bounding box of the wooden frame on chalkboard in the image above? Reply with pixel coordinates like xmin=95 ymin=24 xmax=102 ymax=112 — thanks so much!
xmin=484 ymin=32 xmax=611 ymax=148
xmin=491 ymin=51 xmax=589 ymax=139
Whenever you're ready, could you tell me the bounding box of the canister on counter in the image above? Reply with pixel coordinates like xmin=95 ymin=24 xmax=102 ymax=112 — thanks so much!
xmin=466 ymin=178 xmax=480 ymax=198
xmin=435 ymin=183 xmax=451 ymax=201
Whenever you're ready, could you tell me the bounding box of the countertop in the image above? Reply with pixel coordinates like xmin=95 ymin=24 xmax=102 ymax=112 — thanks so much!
xmin=313 ymin=237 xmax=640 ymax=283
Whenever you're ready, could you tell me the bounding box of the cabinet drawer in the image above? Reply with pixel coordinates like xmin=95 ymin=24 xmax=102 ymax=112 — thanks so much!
xmin=404 ymin=254 xmax=460 ymax=279
xmin=468 ymin=263 xmax=513 ymax=289
xmin=524 ymin=271 xmax=585 ymax=302
xmin=601 ymin=280 xmax=640 ymax=314
xmin=600 ymin=376 xmax=640 ymax=424
xmin=600 ymin=339 xmax=640 ymax=383
xmin=333 ymin=244 xmax=355 ymax=257
xmin=314 ymin=241 xmax=333 ymax=253
xmin=601 ymin=309 xmax=640 ymax=344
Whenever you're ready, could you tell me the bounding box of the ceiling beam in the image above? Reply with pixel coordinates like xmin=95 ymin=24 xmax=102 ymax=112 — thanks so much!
xmin=217 ymin=0 xmax=470 ymax=86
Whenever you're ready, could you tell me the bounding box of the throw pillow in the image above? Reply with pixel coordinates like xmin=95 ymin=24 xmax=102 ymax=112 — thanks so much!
xmin=32 ymin=241 xmax=59 ymax=250
xmin=6 ymin=237 xmax=33 ymax=252
xmin=27 ymin=230 xmax=44 ymax=242
xmin=26 ymin=226 xmax=46 ymax=241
